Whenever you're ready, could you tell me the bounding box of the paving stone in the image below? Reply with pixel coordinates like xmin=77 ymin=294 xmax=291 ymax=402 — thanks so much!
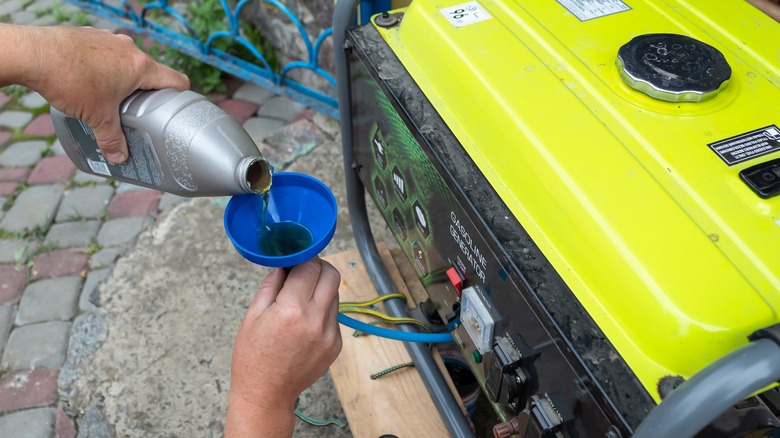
xmin=0 ymin=166 xmax=31 ymax=182
xmin=0 ymin=184 xmax=63 ymax=233
xmin=44 ymin=220 xmax=100 ymax=249
xmin=217 ymin=99 xmax=259 ymax=124
xmin=31 ymin=249 xmax=88 ymax=280
xmin=91 ymin=18 xmax=123 ymax=33
xmin=0 ymin=130 xmax=10 ymax=147
xmin=16 ymin=276 xmax=81 ymax=326
xmin=0 ymin=140 xmax=46 ymax=167
xmin=256 ymin=95 xmax=308 ymax=122
xmin=259 ymin=119 xmax=326 ymax=168
xmin=0 ymin=368 xmax=58 ymax=413
xmin=242 ymin=116 xmax=285 ymax=140
xmin=2 ymin=321 xmax=71 ymax=369
xmin=0 ymin=0 xmax=24 ymax=15
xmin=158 ymin=192 xmax=189 ymax=211
xmin=79 ymin=268 xmax=111 ymax=312
xmin=0 ymin=407 xmax=55 ymax=438
xmin=0 ymin=92 xmax=9 ymax=108
xmin=0 ymin=305 xmax=13 ymax=352
xmin=116 ymin=182 xmax=148 ymax=193
xmin=97 ymin=216 xmax=153 ymax=247
xmin=311 ymin=113 xmax=341 ymax=138
xmin=233 ymin=82 xmax=276 ymax=106
xmin=0 ymin=265 xmax=26 ymax=305
xmin=0 ymin=181 xmax=17 ymax=196
xmin=0 ymin=239 xmax=38 ymax=264
xmin=107 ymin=189 xmax=160 ymax=219
xmin=27 ymin=0 xmax=56 ymax=11
xmin=55 ymin=185 xmax=114 ymax=222
xmin=58 ymin=2 xmax=81 ymax=15
xmin=23 ymin=113 xmax=55 ymax=136
xmin=0 ymin=110 xmax=33 ymax=129
xmin=19 ymin=92 xmax=47 ymax=109
xmin=206 ymin=92 xmax=228 ymax=104
xmin=56 ymin=402 xmax=77 ymax=438
xmin=73 ymin=169 xmax=109 ymax=184
xmin=27 ymin=155 xmax=76 ymax=185
xmin=31 ymin=14 xmax=59 ymax=26
xmin=89 ymin=247 xmax=122 ymax=269
xmin=11 ymin=10 xmax=36 ymax=25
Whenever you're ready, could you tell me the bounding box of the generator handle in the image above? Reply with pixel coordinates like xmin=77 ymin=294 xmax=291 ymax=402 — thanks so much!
xmin=333 ymin=3 xmax=476 ymax=437
xmin=633 ymin=337 xmax=780 ymax=438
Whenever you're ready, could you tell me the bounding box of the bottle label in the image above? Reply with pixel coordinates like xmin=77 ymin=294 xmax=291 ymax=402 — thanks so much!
xmin=63 ymin=117 xmax=163 ymax=187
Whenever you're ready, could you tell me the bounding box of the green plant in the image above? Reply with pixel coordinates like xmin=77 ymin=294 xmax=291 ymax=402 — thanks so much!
xmin=52 ymin=1 xmax=70 ymax=22
xmin=0 ymin=224 xmax=48 ymax=241
xmin=87 ymin=238 xmax=101 ymax=255
xmin=1 ymin=85 xmax=29 ymax=100
xmin=73 ymin=11 xmax=91 ymax=26
xmin=34 ymin=7 xmax=48 ymax=18
xmin=139 ymin=0 xmax=278 ymax=93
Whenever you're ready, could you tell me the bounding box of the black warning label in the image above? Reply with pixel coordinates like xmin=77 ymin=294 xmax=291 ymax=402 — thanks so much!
xmin=708 ymin=125 xmax=780 ymax=166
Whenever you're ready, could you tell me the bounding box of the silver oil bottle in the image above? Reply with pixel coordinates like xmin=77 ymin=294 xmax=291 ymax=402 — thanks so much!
xmin=51 ymin=89 xmax=272 ymax=197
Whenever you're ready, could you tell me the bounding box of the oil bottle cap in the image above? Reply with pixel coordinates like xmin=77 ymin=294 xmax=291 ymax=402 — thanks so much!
xmin=616 ymin=33 xmax=731 ymax=102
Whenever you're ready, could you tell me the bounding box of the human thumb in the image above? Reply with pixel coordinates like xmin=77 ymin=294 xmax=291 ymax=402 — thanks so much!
xmin=90 ymin=114 xmax=128 ymax=164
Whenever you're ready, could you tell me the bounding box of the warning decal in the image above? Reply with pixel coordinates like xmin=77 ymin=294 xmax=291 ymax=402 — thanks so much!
xmin=556 ymin=0 xmax=631 ymax=21
xmin=708 ymin=125 xmax=780 ymax=166
xmin=441 ymin=1 xmax=492 ymax=28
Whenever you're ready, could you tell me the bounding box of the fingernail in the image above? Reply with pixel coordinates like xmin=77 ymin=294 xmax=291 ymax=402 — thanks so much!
xmin=106 ymin=152 xmax=126 ymax=164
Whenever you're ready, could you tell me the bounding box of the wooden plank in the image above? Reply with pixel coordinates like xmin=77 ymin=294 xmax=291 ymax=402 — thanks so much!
xmin=326 ymin=247 xmax=450 ymax=438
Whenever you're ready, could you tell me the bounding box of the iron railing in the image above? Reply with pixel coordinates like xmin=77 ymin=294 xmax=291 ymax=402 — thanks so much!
xmin=66 ymin=0 xmax=340 ymax=118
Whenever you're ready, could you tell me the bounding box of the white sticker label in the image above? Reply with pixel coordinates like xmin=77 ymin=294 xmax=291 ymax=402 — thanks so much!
xmin=556 ymin=0 xmax=631 ymax=21
xmin=441 ymin=1 xmax=492 ymax=28
xmin=87 ymin=159 xmax=111 ymax=176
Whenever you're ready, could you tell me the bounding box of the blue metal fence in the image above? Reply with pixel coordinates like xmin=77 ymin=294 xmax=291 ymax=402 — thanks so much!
xmin=65 ymin=0 xmax=339 ymax=119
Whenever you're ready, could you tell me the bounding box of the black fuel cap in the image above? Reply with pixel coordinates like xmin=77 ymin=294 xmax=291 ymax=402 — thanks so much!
xmin=617 ymin=33 xmax=731 ymax=102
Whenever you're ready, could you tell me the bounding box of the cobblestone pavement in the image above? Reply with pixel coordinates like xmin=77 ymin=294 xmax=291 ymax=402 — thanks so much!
xmin=0 ymin=62 xmax=328 ymax=438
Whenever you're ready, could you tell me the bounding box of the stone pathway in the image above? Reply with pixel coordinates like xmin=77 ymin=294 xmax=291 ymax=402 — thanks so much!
xmin=0 ymin=75 xmax=326 ymax=438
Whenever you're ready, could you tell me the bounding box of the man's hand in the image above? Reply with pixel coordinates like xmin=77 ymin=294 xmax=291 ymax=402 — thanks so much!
xmin=0 ymin=24 xmax=189 ymax=164
xmin=747 ymin=0 xmax=780 ymax=22
xmin=225 ymin=258 xmax=342 ymax=437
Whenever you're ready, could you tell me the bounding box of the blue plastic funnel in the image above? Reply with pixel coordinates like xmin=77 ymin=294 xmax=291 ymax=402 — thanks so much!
xmin=223 ymin=172 xmax=338 ymax=268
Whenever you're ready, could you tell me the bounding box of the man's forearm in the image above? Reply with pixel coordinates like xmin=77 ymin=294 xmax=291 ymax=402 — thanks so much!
xmin=0 ymin=24 xmax=41 ymax=88
xmin=225 ymin=393 xmax=295 ymax=437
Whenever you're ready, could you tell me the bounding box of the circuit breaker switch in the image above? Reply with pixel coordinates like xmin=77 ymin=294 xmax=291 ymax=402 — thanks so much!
xmin=446 ymin=266 xmax=464 ymax=295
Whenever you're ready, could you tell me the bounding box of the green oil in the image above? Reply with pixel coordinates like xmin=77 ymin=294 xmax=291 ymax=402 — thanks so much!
xmin=257 ymin=192 xmax=313 ymax=256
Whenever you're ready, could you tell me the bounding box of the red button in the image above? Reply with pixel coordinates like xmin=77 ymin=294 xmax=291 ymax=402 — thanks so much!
xmin=446 ymin=267 xmax=463 ymax=295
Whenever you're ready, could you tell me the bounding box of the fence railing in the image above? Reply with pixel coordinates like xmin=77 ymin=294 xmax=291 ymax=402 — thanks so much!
xmin=65 ymin=0 xmax=339 ymax=119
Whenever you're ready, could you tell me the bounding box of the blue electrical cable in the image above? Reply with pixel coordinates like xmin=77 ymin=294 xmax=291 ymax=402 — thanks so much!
xmin=337 ymin=313 xmax=454 ymax=343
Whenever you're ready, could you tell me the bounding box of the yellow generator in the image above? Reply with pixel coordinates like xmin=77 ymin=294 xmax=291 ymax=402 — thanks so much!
xmin=333 ymin=0 xmax=780 ymax=436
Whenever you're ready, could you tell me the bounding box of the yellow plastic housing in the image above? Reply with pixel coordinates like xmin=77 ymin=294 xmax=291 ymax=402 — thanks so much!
xmin=373 ymin=0 xmax=780 ymax=400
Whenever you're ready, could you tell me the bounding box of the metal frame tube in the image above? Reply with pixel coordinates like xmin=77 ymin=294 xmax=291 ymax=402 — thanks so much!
xmin=633 ymin=338 xmax=780 ymax=438
xmin=333 ymin=2 xmax=475 ymax=436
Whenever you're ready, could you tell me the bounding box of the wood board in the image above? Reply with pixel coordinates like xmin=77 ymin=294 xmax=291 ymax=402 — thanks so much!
xmin=325 ymin=245 xmax=467 ymax=437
